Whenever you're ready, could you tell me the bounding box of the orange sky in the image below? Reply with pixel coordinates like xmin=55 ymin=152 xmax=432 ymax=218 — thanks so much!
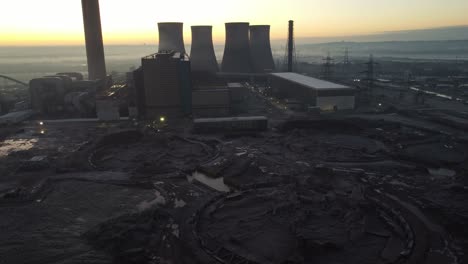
xmin=1 ymin=0 xmax=467 ymax=46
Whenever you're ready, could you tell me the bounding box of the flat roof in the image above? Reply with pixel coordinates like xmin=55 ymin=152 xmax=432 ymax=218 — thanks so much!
xmin=194 ymin=116 xmax=267 ymax=123
xmin=270 ymin=72 xmax=351 ymax=90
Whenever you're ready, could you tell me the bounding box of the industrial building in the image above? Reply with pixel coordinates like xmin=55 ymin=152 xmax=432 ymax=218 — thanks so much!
xmin=192 ymin=89 xmax=230 ymax=117
xmin=29 ymin=73 xmax=103 ymax=116
xmin=138 ymin=51 xmax=192 ymax=118
xmin=190 ymin=26 xmax=219 ymax=73
xmin=221 ymin=23 xmax=253 ymax=73
xmin=227 ymin=82 xmax=249 ymax=103
xmin=270 ymin=72 xmax=355 ymax=111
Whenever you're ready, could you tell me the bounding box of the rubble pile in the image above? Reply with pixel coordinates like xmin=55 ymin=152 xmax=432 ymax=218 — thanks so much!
xmin=90 ymin=133 xmax=217 ymax=175
xmin=85 ymin=208 xmax=195 ymax=264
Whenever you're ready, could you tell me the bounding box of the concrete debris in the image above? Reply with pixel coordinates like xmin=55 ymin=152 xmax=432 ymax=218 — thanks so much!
xmin=137 ymin=191 xmax=167 ymax=211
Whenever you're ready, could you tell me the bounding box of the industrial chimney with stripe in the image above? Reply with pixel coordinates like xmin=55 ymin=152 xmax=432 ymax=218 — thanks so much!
xmin=158 ymin=22 xmax=186 ymax=53
xmin=221 ymin=22 xmax=252 ymax=73
xmin=249 ymin=25 xmax=275 ymax=73
xmin=190 ymin=26 xmax=219 ymax=72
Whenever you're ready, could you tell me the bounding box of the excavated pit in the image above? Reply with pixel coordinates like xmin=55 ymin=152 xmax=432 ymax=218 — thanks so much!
xmin=194 ymin=174 xmax=413 ymax=264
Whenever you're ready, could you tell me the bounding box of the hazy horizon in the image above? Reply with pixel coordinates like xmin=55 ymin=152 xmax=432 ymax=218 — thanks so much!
xmin=2 ymin=25 xmax=468 ymax=47
xmin=1 ymin=39 xmax=467 ymax=83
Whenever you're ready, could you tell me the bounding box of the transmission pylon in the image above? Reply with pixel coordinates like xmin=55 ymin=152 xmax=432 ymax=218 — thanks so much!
xmin=363 ymin=54 xmax=378 ymax=92
xmin=322 ymin=52 xmax=334 ymax=80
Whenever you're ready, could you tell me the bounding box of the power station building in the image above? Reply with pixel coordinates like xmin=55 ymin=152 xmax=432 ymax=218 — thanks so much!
xmin=269 ymin=73 xmax=355 ymax=111
xmin=133 ymin=20 xmax=284 ymax=119
xmin=138 ymin=52 xmax=192 ymax=118
xmin=30 ymin=73 xmax=102 ymax=116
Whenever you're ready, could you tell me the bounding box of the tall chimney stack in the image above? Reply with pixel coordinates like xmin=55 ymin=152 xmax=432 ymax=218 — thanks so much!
xmin=287 ymin=20 xmax=294 ymax=72
xmin=81 ymin=0 xmax=107 ymax=80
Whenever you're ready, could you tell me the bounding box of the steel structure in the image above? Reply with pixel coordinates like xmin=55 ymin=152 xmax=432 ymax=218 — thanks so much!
xmin=81 ymin=0 xmax=107 ymax=80
xmin=364 ymin=54 xmax=378 ymax=90
xmin=249 ymin=25 xmax=275 ymax=73
xmin=322 ymin=52 xmax=334 ymax=80
xmin=341 ymin=47 xmax=351 ymax=77
xmin=221 ymin=22 xmax=252 ymax=73
xmin=158 ymin=22 xmax=186 ymax=53
xmin=190 ymin=26 xmax=219 ymax=72
xmin=0 ymin=75 xmax=28 ymax=86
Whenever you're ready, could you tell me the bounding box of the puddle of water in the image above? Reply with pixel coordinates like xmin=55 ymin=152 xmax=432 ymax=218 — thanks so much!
xmin=428 ymin=168 xmax=456 ymax=178
xmin=188 ymin=172 xmax=230 ymax=192
xmin=0 ymin=138 xmax=38 ymax=157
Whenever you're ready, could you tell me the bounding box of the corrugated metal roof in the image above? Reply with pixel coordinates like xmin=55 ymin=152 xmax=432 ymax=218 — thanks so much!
xmin=270 ymin=72 xmax=351 ymax=90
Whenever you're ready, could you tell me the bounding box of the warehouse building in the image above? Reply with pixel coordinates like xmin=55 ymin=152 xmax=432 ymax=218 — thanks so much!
xmin=269 ymin=72 xmax=355 ymax=111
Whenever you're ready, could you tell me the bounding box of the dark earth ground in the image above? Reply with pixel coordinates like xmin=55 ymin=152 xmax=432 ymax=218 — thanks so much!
xmin=0 ymin=113 xmax=467 ymax=264
xmin=1 ymin=88 xmax=468 ymax=263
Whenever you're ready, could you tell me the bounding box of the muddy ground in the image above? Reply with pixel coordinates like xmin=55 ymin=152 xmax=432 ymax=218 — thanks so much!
xmin=0 ymin=112 xmax=467 ymax=264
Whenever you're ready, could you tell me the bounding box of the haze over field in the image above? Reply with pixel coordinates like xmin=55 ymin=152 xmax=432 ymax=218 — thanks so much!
xmin=1 ymin=39 xmax=467 ymax=83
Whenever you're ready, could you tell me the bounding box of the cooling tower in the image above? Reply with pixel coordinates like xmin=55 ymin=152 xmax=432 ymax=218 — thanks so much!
xmin=81 ymin=0 xmax=107 ymax=80
xmin=190 ymin=26 xmax=219 ymax=72
xmin=249 ymin=25 xmax=275 ymax=73
xmin=158 ymin=22 xmax=186 ymax=53
xmin=221 ymin=22 xmax=252 ymax=73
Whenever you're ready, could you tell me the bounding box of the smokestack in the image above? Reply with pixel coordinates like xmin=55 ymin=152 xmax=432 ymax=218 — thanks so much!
xmin=249 ymin=25 xmax=275 ymax=73
xmin=158 ymin=22 xmax=186 ymax=53
xmin=221 ymin=22 xmax=252 ymax=73
xmin=81 ymin=0 xmax=107 ymax=80
xmin=190 ymin=26 xmax=219 ymax=72
xmin=287 ymin=20 xmax=294 ymax=72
